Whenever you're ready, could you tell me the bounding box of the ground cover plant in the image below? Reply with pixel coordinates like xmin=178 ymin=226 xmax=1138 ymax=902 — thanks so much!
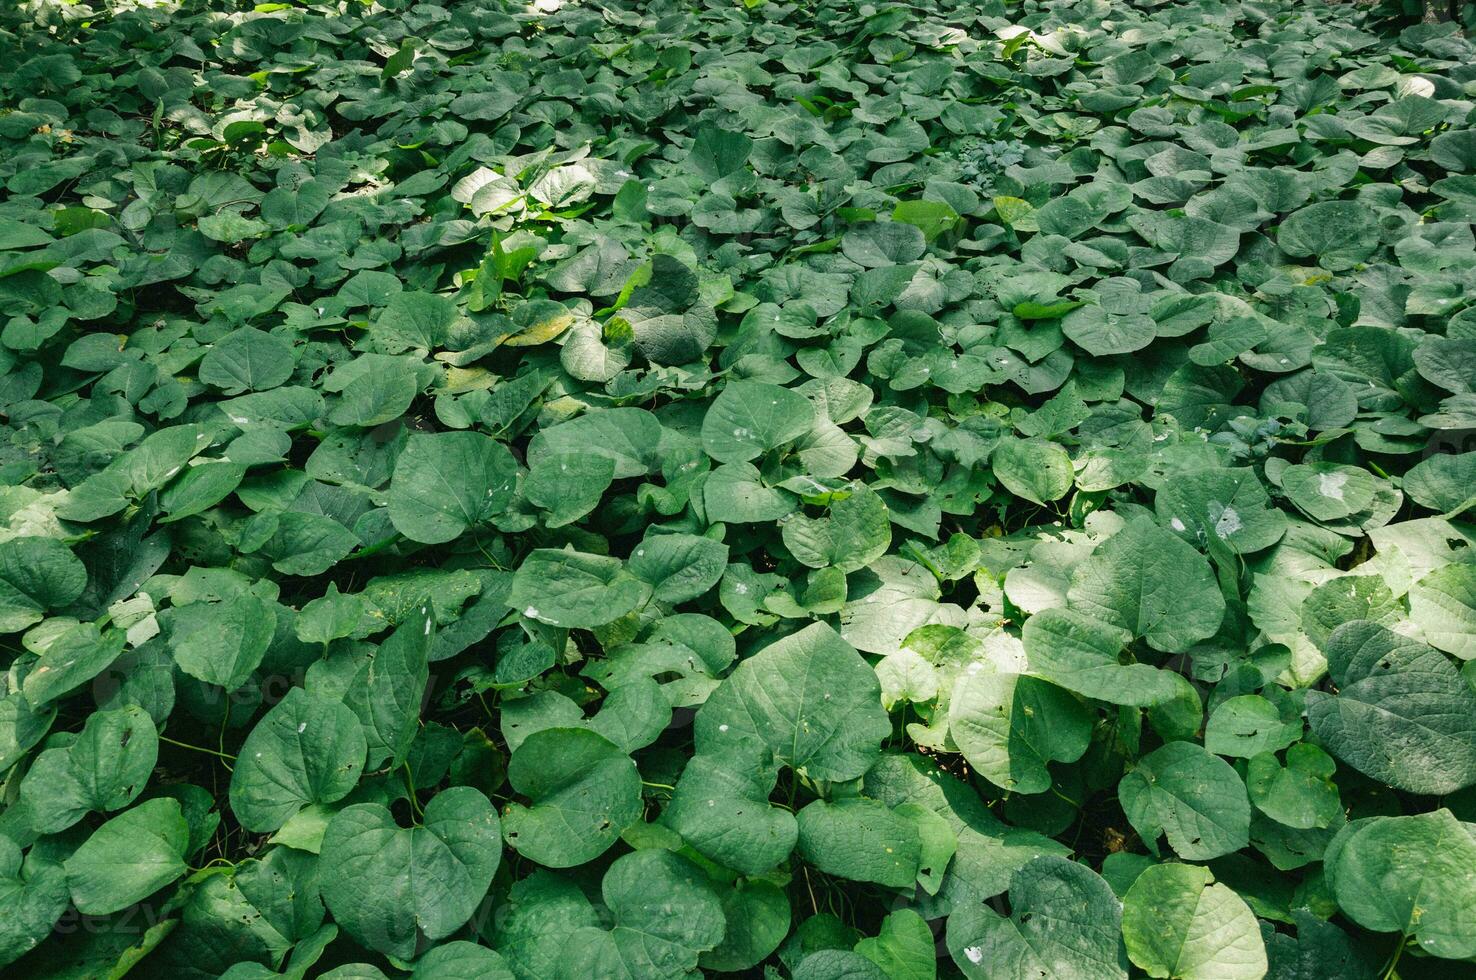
xmin=1 ymin=0 xmax=1475 ymax=976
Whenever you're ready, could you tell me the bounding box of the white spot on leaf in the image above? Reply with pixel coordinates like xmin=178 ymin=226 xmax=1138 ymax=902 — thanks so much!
xmin=1215 ymin=506 xmax=1242 ymax=538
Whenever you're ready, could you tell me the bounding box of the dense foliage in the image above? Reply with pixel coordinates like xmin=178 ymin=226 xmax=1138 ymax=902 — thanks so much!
xmin=2 ymin=0 xmax=1476 ymax=976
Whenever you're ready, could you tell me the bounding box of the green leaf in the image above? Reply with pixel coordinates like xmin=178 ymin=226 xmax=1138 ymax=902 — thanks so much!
xmin=1408 ymin=563 xmax=1476 ymax=659
xmin=947 ymin=856 xmax=1127 ymax=980
xmin=840 ymin=556 xmax=952 ymax=654
xmin=794 ymin=950 xmax=890 ymax=980
xmin=842 ymin=222 xmax=927 ymax=268
xmin=1062 ymin=304 xmax=1156 ymax=357
xmin=704 ymin=463 xmax=799 ymax=524
xmin=949 ymin=671 xmax=1091 ymax=794
xmin=327 ymin=361 xmax=419 ymax=428
xmin=1120 ymin=741 xmax=1250 ymax=860
xmin=1403 ymin=451 xmax=1476 ymax=516
xmin=1023 ymin=608 xmax=1187 ymax=707
xmin=687 ymin=124 xmax=754 ymax=182
xmin=524 ymin=452 xmax=615 ymax=529
xmin=346 ymin=608 xmax=432 ymax=769
xmin=1306 ymin=621 xmax=1476 ymax=795
xmin=490 ymin=871 xmax=600 ymax=980
xmin=166 ymin=594 xmax=277 ymax=691
xmin=197 ymin=211 xmax=268 ymax=243
xmin=371 ymin=291 xmax=457 ymax=352
xmin=1154 ymin=467 xmax=1288 ymax=554
xmin=508 ymin=549 xmax=652 ymax=628
xmin=23 ymin=623 xmax=126 ymax=706
xmin=198 ymin=328 xmax=295 ymax=395
xmin=781 ymin=482 xmax=891 ymax=573
xmin=897 ymin=801 xmax=957 ymax=897
xmin=502 ymin=727 xmax=641 ymax=868
xmin=19 ymin=705 xmax=157 ymax=833
xmin=702 ymin=879 xmax=791 ymax=973
xmin=665 ymin=746 xmax=798 ymax=876
xmin=1204 ymin=695 xmax=1301 ymax=758
xmin=229 ymin=688 xmax=367 ymax=833
xmin=1067 ymin=518 xmax=1226 ymax=653
xmin=295 ymin=584 xmax=365 ymax=646
xmin=1431 ymin=129 xmax=1476 ymax=172
xmin=796 ymin=798 xmax=922 ymax=887
xmin=1280 ymin=462 xmax=1377 ymax=523
xmin=159 ymin=461 xmax=247 ymax=523
xmin=258 ymin=511 xmax=359 ymax=577
xmin=0 ymin=536 xmax=86 ymax=633
xmin=161 ymin=845 xmax=324 ymax=976
xmin=409 ymin=941 xmax=514 ymax=980
xmin=386 ymin=431 xmax=519 ymax=544
xmin=1327 ymin=809 xmax=1476 ymax=960
xmin=1246 ymin=743 xmax=1340 ymax=830
xmin=855 ymin=909 xmax=935 ymax=980
xmin=1277 ymin=201 xmax=1379 ymax=270
xmin=558 ymin=850 xmax=726 ymax=979
xmin=696 ymin=622 xmax=891 ymax=781
xmin=892 ymin=200 xmax=960 ymax=241
xmin=701 ymin=380 xmax=816 ymax=464
xmin=319 ymin=787 xmax=501 ymax=959
xmin=0 ymin=838 xmax=68 ymax=968
xmin=628 ymin=532 xmax=729 ymax=604
xmin=1122 ymin=863 xmax=1267 ymax=980
xmin=64 ymin=798 xmax=190 ymax=915
xmin=0 ymin=690 xmax=54 ymax=776
xmin=526 ymin=408 xmax=664 ymax=479
xmin=1263 ymin=911 xmax=1379 ymax=980
xmin=991 ymin=438 xmax=1073 ymax=505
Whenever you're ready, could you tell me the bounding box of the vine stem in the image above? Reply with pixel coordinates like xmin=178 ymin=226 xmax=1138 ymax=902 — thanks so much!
xmin=160 ymin=735 xmax=237 ymax=763
xmin=403 ymin=763 xmax=425 ymax=820
xmin=1049 ymin=786 xmax=1081 ymax=808
xmin=1381 ymin=938 xmax=1406 ymax=980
